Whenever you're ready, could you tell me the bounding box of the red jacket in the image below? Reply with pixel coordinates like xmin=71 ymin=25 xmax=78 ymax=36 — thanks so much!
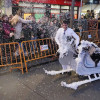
xmin=2 ymin=21 xmax=15 ymax=39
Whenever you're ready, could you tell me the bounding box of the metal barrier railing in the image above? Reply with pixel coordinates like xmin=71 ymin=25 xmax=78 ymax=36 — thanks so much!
xmin=0 ymin=42 xmax=23 ymax=74
xmin=88 ymin=20 xmax=98 ymax=30
xmin=21 ymin=38 xmax=58 ymax=72
xmin=93 ymin=40 xmax=100 ymax=47
xmin=76 ymin=30 xmax=100 ymax=46
xmin=0 ymin=30 xmax=99 ymax=74
xmin=80 ymin=30 xmax=98 ymax=41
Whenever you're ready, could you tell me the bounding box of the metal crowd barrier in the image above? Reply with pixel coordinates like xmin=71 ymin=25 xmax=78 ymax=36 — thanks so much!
xmin=21 ymin=38 xmax=58 ymax=72
xmin=88 ymin=20 xmax=98 ymax=30
xmin=80 ymin=30 xmax=98 ymax=41
xmin=76 ymin=30 xmax=100 ymax=46
xmin=0 ymin=30 xmax=99 ymax=74
xmin=0 ymin=42 xmax=23 ymax=74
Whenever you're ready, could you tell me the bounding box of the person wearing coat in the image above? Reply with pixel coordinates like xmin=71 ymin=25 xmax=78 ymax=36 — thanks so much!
xmin=2 ymin=14 xmax=14 ymax=43
xmin=10 ymin=9 xmax=32 ymax=56
xmin=55 ymin=20 xmax=80 ymax=71
xmin=11 ymin=9 xmax=32 ymax=41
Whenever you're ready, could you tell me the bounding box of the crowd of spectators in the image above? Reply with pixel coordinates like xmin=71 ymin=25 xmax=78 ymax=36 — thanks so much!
xmin=81 ymin=10 xmax=98 ymax=20
xmin=1 ymin=9 xmax=100 ymax=45
xmin=0 ymin=9 xmax=61 ymax=44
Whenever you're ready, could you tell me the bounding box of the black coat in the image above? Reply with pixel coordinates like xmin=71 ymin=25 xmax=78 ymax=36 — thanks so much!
xmin=22 ymin=27 xmax=31 ymax=41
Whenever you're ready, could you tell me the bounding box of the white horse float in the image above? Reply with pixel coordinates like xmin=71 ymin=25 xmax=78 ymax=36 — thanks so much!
xmin=44 ymin=40 xmax=100 ymax=90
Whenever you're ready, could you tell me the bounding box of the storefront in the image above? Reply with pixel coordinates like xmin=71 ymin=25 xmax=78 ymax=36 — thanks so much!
xmin=12 ymin=0 xmax=81 ymax=20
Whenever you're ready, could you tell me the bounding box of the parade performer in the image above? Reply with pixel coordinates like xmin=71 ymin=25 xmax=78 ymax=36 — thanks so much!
xmin=55 ymin=20 xmax=80 ymax=70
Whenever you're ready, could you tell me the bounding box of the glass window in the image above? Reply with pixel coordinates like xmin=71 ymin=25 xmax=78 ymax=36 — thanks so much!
xmin=35 ymin=14 xmax=44 ymax=21
xmin=34 ymin=8 xmax=45 ymax=13
xmin=19 ymin=2 xmax=33 ymax=13
xmin=61 ymin=9 xmax=69 ymax=13
xmin=61 ymin=6 xmax=69 ymax=9
xmin=19 ymin=2 xmax=32 ymax=7
xmin=74 ymin=11 xmax=78 ymax=19
xmin=51 ymin=9 xmax=60 ymax=14
xmin=51 ymin=5 xmax=60 ymax=9
xmin=74 ymin=11 xmax=77 ymax=14
xmin=74 ymin=7 xmax=78 ymax=10
xmin=22 ymin=7 xmax=33 ymax=13
xmin=34 ymin=3 xmax=46 ymax=8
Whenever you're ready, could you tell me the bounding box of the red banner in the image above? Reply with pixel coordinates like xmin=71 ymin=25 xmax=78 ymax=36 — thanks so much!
xmin=12 ymin=0 xmax=19 ymax=4
xmin=18 ymin=0 xmax=81 ymax=7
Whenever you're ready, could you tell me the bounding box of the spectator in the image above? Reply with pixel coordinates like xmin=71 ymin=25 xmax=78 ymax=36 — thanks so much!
xmin=0 ymin=10 xmax=2 ymax=22
xmin=85 ymin=10 xmax=91 ymax=19
xmin=21 ymin=23 xmax=31 ymax=41
xmin=78 ymin=25 xmax=84 ymax=38
xmin=98 ymin=16 xmax=100 ymax=37
xmin=53 ymin=19 xmax=61 ymax=28
xmin=10 ymin=9 xmax=32 ymax=56
xmin=29 ymin=15 xmax=38 ymax=40
xmin=47 ymin=21 xmax=58 ymax=39
xmin=74 ymin=25 xmax=84 ymax=38
xmin=21 ymin=23 xmax=32 ymax=55
xmin=27 ymin=15 xmax=39 ymax=52
xmin=8 ymin=14 xmax=13 ymax=23
xmin=39 ymin=13 xmax=49 ymax=25
xmin=91 ymin=10 xmax=95 ymax=19
xmin=81 ymin=14 xmax=84 ymax=19
xmin=10 ymin=9 xmax=32 ymax=41
xmin=37 ymin=25 xmax=47 ymax=39
xmin=2 ymin=14 xmax=14 ymax=43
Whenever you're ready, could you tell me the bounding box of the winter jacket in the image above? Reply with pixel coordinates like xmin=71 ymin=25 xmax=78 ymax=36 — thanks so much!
xmin=2 ymin=21 xmax=14 ymax=39
xmin=22 ymin=27 xmax=31 ymax=41
xmin=29 ymin=21 xmax=38 ymax=37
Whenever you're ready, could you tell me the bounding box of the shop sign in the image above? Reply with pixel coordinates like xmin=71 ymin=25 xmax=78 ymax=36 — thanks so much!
xmin=40 ymin=45 xmax=48 ymax=51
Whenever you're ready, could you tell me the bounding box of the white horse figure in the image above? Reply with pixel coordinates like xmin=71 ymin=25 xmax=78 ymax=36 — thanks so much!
xmin=44 ymin=36 xmax=77 ymax=75
xmin=44 ymin=40 xmax=100 ymax=90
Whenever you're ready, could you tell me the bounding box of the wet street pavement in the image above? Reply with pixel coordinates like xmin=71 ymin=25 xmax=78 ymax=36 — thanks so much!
xmin=0 ymin=60 xmax=100 ymax=100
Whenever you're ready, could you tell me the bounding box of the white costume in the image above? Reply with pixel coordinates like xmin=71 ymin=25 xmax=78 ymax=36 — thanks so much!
xmin=55 ymin=27 xmax=80 ymax=70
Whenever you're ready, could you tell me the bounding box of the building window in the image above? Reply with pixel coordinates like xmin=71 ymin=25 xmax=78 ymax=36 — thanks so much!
xmin=61 ymin=5 xmax=70 ymax=13
xmin=51 ymin=4 xmax=60 ymax=14
xmin=18 ymin=2 xmax=79 ymax=19
xmin=51 ymin=9 xmax=60 ymax=14
xmin=74 ymin=7 xmax=78 ymax=10
xmin=61 ymin=5 xmax=69 ymax=9
xmin=51 ymin=5 xmax=60 ymax=9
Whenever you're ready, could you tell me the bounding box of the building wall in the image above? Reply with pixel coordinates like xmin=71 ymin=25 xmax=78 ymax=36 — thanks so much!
xmin=12 ymin=1 xmax=79 ymax=20
xmin=19 ymin=0 xmax=81 ymax=6
xmin=0 ymin=0 xmax=12 ymax=16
